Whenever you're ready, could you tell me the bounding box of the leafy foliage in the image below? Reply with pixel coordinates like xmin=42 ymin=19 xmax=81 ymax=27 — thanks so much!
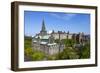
xmin=24 ymin=36 xmax=45 ymax=61
xmin=31 ymin=51 xmax=45 ymax=61
xmin=47 ymin=55 xmax=57 ymax=60
xmin=24 ymin=36 xmax=90 ymax=61
xmin=80 ymin=43 xmax=90 ymax=59
xmin=57 ymin=47 xmax=79 ymax=59
xmin=61 ymin=39 xmax=75 ymax=47
xmin=24 ymin=48 xmax=33 ymax=57
xmin=25 ymin=48 xmax=45 ymax=61
xmin=24 ymin=36 xmax=32 ymax=49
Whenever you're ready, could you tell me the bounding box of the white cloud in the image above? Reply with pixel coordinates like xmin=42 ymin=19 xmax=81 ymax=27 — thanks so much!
xmin=63 ymin=14 xmax=77 ymax=20
xmin=50 ymin=13 xmax=77 ymax=21
xmin=50 ymin=13 xmax=61 ymax=18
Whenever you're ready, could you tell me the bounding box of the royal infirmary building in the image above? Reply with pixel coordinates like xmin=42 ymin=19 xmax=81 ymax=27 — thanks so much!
xmin=32 ymin=20 xmax=89 ymax=55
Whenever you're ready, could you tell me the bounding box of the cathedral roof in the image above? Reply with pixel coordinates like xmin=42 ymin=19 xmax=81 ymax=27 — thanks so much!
xmin=35 ymin=35 xmax=50 ymax=39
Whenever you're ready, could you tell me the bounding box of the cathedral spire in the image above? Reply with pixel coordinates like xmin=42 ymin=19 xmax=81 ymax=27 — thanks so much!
xmin=41 ymin=19 xmax=46 ymax=32
xmin=40 ymin=19 xmax=47 ymax=36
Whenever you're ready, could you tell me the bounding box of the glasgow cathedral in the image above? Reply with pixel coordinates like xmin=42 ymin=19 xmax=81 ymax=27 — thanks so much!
xmin=32 ymin=20 xmax=90 ymax=55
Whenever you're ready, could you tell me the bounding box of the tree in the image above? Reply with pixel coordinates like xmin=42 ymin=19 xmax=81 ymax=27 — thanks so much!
xmin=57 ymin=47 xmax=79 ymax=59
xmin=24 ymin=36 xmax=32 ymax=49
xmin=47 ymin=55 xmax=57 ymax=60
xmin=24 ymin=48 xmax=33 ymax=57
xmin=25 ymin=48 xmax=46 ymax=61
xmin=80 ymin=43 xmax=90 ymax=59
xmin=31 ymin=51 xmax=45 ymax=61
xmin=61 ymin=39 xmax=75 ymax=47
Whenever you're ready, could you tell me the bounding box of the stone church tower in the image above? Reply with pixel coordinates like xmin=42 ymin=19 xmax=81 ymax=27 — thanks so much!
xmin=40 ymin=20 xmax=47 ymax=36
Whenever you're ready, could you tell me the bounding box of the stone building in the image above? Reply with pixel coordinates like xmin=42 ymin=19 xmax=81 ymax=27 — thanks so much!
xmin=32 ymin=20 xmax=64 ymax=55
xmin=32 ymin=20 xmax=89 ymax=55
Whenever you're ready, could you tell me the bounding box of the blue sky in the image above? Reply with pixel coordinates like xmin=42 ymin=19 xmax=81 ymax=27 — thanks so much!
xmin=24 ymin=11 xmax=90 ymax=36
